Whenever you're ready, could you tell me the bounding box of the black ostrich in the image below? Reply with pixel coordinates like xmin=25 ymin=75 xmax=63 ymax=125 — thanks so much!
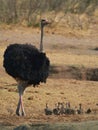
xmin=3 ymin=19 xmax=50 ymax=116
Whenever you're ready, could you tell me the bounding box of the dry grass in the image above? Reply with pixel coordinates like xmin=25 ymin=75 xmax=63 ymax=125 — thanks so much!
xmin=0 ymin=28 xmax=98 ymax=127
xmin=48 ymin=52 xmax=98 ymax=68
xmin=0 ymin=78 xmax=98 ymax=125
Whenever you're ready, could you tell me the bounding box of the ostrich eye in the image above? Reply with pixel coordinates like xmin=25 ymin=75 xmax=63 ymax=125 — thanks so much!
xmin=41 ymin=19 xmax=46 ymax=22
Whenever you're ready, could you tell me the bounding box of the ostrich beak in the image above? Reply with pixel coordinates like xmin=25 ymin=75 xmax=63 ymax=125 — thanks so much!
xmin=44 ymin=20 xmax=51 ymax=26
xmin=45 ymin=20 xmax=51 ymax=25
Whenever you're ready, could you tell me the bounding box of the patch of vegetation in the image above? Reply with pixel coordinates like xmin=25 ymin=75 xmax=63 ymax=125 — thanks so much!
xmin=50 ymin=65 xmax=98 ymax=81
xmin=86 ymin=68 xmax=98 ymax=81
xmin=0 ymin=0 xmax=97 ymax=28
xmin=93 ymin=47 xmax=98 ymax=51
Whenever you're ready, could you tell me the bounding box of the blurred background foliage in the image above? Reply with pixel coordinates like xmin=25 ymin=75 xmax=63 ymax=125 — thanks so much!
xmin=0 ymin=0 xmax=98 ymax=29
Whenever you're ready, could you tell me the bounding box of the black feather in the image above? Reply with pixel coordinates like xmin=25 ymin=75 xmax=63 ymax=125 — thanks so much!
xmin=3 ymin=43 xmax=50 ymax=86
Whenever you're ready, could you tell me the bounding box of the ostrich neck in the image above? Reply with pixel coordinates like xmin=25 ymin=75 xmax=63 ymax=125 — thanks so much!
xmin=40 ymin=26 xmax=44 ymax=52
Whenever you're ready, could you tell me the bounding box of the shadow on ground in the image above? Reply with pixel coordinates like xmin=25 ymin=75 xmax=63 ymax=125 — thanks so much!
xmin=50 ymin=65 xmax=98 ymax=81
xmin=13 ymin=121 xmax=98 ymax=130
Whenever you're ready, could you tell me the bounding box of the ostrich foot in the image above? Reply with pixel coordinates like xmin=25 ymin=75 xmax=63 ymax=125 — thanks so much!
xmin=16 ymin=109 xmax=21 ymax=116
xmin=22 ymin=111 xmax=26 ymax=116
xmin=16 ymin=110 xmax=26 ymax=116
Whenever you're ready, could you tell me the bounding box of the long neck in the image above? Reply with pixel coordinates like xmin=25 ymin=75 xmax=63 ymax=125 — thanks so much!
xmin=40 ymin=26 xmax=44 ymax=52
xmin=79 ymin=104 xmax=81 ymax=110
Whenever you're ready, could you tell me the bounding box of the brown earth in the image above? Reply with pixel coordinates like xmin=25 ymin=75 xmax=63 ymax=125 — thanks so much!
xmin=0 ymin=27 xmax=98 ymax=129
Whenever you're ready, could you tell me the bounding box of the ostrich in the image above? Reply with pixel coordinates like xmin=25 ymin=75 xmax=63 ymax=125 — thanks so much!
xmin=53 ymin=102 xmax=61 ymax=115
xmin=60 ymin=102 xmax=65 ymax=115
xmin=3 ymin=19 xmax=50 ymax=116
xmin=65 ymin=102 xmax=75 ymax=115
xmin=44 ymin=103 xmax=52 ymax=115
xmin=86 ymin=108 xmax=91 ymax=114
xmin=77 ymin=103 xmax=83 ymax=114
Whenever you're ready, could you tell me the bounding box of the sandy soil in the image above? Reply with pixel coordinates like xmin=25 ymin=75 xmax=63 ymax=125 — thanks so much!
xmin=0 ymin=27 xmax=98 ymax=129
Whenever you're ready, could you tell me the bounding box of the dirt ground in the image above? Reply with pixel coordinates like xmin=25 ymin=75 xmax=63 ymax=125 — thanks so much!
xmin=0 ymin=27 xmax=98 ymax=129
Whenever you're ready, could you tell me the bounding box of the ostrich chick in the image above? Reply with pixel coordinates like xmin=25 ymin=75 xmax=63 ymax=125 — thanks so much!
xmin=44 ymin=103 xmax=52 ymax=115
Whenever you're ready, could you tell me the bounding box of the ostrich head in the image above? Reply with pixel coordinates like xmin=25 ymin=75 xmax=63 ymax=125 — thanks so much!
xmin=40 ymin=19 xmax=50 ymax=52
xmin=41 ymin=19 xmax=50 ymax=28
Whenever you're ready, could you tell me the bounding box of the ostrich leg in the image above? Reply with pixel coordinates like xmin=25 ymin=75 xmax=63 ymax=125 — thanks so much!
xmin=16 ymin=95 xmax=21 ymax=116
xmin=16 ymin=93 xmax=25 ymax=116
xmin=20 ymin=94 xmax=25 ymax=116
xmin=16 ymin=82 xmax=26 ymax=116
